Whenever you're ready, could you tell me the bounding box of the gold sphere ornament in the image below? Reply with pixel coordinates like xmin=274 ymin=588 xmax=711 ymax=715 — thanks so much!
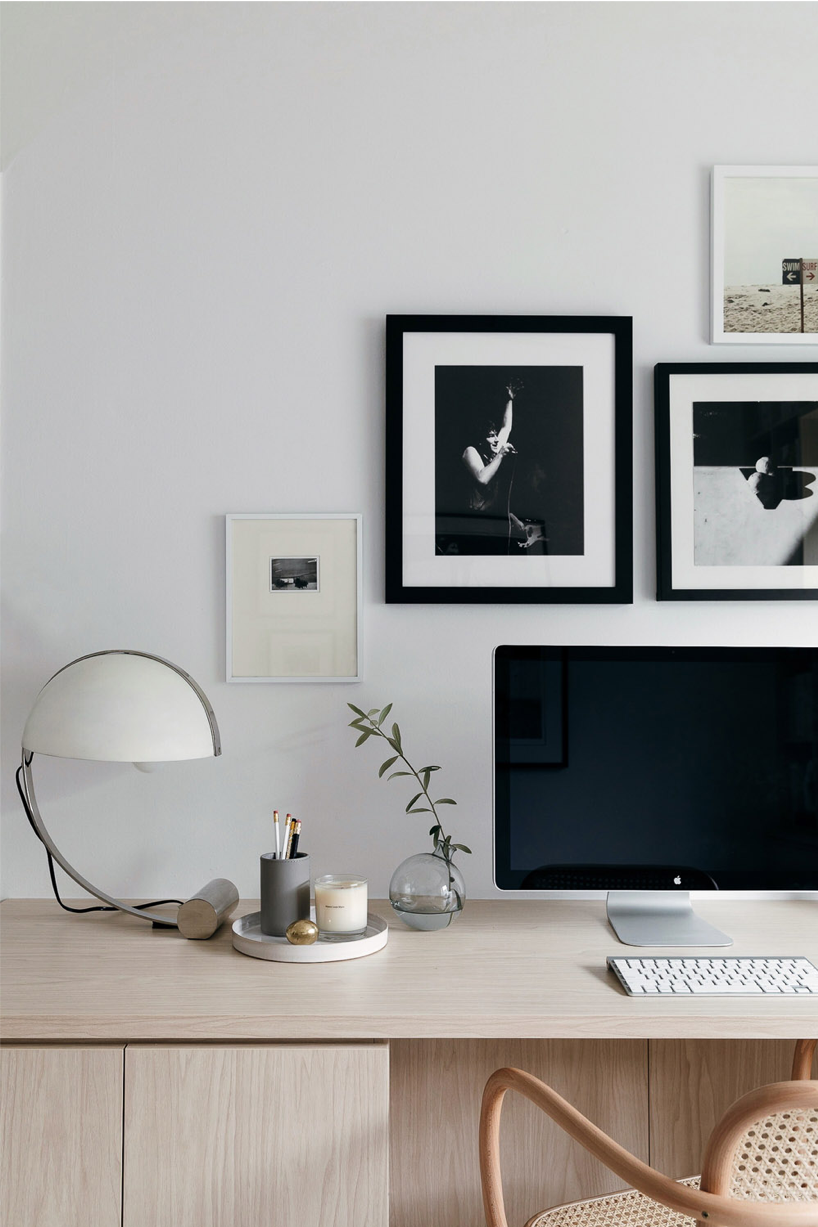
xmin=285 ymin=918 xmax=319 ymax=945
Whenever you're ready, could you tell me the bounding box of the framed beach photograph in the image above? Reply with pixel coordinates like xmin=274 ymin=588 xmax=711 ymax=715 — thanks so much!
xmin=711 ymin=166 xmax=818 ymax=344
xmin=655 ymin=363 xmax=818 ymax=600
xmin=385 ymin=315 xmax=633 ymax=603
xmin=226 ymin=514 xmax=362 ymax=681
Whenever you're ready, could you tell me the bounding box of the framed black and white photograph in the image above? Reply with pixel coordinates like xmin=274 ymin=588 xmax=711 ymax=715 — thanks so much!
xmin=270 ymin=556 xmax=319 ymax=592
xmin=385 ymin=315 xmax=633 ymax=603
xmin=655 ymin=363 xmax=818 ymax=600
xmin=226 ymin=514 xmax=362 ymax=681
xmin=711 ymin=166 xmax=818 ymax=344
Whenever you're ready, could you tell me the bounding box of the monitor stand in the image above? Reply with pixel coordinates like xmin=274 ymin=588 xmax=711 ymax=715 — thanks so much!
xmin=606 ymin=891 xmax=733 ymax=947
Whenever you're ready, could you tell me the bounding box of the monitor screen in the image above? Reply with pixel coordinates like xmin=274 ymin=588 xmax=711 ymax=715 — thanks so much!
xmin=494 ymin=645 xmax=818 ymax=892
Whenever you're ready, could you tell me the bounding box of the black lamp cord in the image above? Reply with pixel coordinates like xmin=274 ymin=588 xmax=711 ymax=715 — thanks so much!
xmin=15 ymin=756 xmax=182 ymax=914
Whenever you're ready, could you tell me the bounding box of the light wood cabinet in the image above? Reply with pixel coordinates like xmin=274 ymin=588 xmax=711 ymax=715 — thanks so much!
xmin=390 ymin=1038 xmax=648 ymax=1227
xmin=122 ymin=1043 xmax=389 ymax=1227
xmin=0 ymin=1045 xmax=123 ymax=1227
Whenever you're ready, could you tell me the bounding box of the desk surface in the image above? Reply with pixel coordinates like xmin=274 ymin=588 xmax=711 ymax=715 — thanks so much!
xmin=1 ymin=898 xmax=816 ymax=1041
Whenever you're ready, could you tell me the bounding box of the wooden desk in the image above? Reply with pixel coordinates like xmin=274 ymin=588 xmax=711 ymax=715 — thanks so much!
xmin=2 ymin=898 xmax=816 ymax=1227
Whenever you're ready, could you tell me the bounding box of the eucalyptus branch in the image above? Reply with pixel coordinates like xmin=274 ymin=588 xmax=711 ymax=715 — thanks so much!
xmin=347 ymin=702 xmax=471 ymax=864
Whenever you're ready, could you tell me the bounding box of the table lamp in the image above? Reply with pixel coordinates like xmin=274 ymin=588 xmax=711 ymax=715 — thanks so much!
xmin=18 ymin=649 xmax=238 ymax=938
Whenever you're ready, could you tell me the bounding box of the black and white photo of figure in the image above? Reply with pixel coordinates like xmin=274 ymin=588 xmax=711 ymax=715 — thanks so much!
xmin=694 ymin=402 xmax=818 ymax=566
xmin=270 ymin=556 xmax=319 ymax=591
xmin=434 ymin=366 xmax=584 ymax=556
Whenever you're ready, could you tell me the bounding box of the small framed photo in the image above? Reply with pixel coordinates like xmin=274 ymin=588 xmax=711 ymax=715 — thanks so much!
xmin=385 ymin=315 xmax=633 ymax=603
xmin=711 ymin=166 xmax=818 ymax=344
xmin=655 ymin=363 xmax=818 ymax=600
xmin=226 ymin=514 xmax=362 ymax=681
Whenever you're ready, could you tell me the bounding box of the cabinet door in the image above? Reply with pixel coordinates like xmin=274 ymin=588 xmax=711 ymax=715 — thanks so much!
xmin=649 ymin=1039 xmax=797 ymax=1179
xmin=0 ymin=1045 xmax=123 ymax=1227
xmin=390 ymin=1038 xmax=648 ymax=1227
xmin=123 ymin=1043 xmax=389 ymax=1227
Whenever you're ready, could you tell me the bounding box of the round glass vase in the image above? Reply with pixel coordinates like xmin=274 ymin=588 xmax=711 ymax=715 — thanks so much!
xmin=389 ymin=852 xmax=465 ymax=931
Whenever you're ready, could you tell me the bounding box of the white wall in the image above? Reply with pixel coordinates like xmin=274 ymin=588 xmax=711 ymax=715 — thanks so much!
xmin=2 ymin=2 xmax=817 ymax=904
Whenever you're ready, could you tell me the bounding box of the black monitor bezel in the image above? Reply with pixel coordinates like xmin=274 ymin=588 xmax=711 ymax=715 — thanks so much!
xmin=493 ymin=644 xmax=818 ymax=892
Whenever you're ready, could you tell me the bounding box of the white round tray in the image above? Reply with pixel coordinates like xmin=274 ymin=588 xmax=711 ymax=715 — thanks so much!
xmin=232 ymin=910 xmax=388 ymax=963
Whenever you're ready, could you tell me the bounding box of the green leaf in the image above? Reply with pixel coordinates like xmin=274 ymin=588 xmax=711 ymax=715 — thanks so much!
xmin=420 ymin=769 xmax=431 ymax=791
xmin=429 ymin=825 xmax=441 ymax=837
xmin=368 ymin=708 xmax=380 ymax=717
xmin=453 ymin=844 xmax=472 ymax=854
xmin=348 ymin=704 xmax=366 ymax=717
xmin=434 ymin=798 xmax=457 ymax=806
xmin=349 ymin=718 xmax=367 ymax=729
xmin=377 ymin=703 xmax=393 ymax=726
xmin=409 ymin=807 xmax=432 ymax=814
xmin=355 ymin=731 xmax=373 ymax=746
xmin=378 ymin=755 xmax=398 ymax=778
xmin=405 ymin=792 xmax=423 ymax=812
xmin=387 ymin=770 xmax=411 ymax=780
xmin=391 ymin=723 xmax=401 ymax=746
xmin=419 ymin=765 xmax=440 ymax=773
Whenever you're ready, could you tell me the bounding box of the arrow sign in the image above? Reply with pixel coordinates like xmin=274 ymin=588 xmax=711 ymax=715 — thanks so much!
xmin=782 ymin=258 xmax=818 ymax=285
xmin=783 ymin=259 xmax=803 ymax=285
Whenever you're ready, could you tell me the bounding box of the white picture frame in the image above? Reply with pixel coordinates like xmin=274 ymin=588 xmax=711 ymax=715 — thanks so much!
xmin=711 ymin=165 xmax=818 ymax=345
xmin=226 ymin=514 xmax=362 ymax=682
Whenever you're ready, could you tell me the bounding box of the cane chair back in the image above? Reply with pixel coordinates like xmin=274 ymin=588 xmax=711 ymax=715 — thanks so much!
xmin=482 ymin=1040 xmax=818 ymax=1227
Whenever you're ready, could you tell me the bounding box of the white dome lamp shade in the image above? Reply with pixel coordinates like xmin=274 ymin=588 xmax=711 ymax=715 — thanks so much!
xmin=18 ymin=651 xmax=238 ymax=936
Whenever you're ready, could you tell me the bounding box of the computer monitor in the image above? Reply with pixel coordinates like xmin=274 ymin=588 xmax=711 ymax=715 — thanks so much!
xmin=493 ymin=645 xmax=818 ymax=946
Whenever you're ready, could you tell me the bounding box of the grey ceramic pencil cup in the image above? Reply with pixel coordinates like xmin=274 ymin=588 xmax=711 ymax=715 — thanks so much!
xmin=260 ymin=852 xmax=310 ymax=937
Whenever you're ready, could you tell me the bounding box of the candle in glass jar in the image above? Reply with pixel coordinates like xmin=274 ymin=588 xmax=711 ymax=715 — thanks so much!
xmin=314 ymin=875 xmax=368 ymax=940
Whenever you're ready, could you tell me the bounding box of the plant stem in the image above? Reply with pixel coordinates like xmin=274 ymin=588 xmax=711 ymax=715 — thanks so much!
xmin=359 ymin=717 xmax=456 ymax=885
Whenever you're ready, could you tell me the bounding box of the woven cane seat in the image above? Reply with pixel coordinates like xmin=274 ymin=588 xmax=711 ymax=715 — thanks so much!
xmin=526 ymin=1177 xmax=700 ymax=1227
xmin=528 ymin=1107 xmax=818 ymax=1226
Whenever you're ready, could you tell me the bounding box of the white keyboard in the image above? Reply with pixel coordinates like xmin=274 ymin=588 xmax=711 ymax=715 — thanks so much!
xmin=608 ymin=955 xmax=818 ymax=995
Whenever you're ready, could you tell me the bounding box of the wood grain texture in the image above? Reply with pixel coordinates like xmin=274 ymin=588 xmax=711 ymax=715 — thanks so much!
xmin=123 ymin=1043 xmax=389 ymax=1227
xmin=389 ymin=1039 xmax=647 ymax=1227
xmin=649 ymin=1039 xmax=798 ymax=1178
xmin=3 ymin=898 xmax=817 ymax=1040
xmin=0 ymin=1045 xmax=123 ymax=1227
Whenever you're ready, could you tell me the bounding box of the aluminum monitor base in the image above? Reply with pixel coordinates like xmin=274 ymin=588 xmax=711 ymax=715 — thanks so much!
xmin=606 ymin=891 xmax=733 ymax=947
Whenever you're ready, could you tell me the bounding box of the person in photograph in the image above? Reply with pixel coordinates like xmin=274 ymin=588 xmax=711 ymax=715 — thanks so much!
xmin=458 ymin=382 xmax=548 ymax=553
xmin=434 ymin=364 xmax=584 ymax=558
xmin=461 ymin=383 xmax=518 ymax=516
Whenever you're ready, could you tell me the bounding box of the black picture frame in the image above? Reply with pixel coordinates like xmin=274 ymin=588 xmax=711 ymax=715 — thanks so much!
xmin=385 ymin=315 xmax=633 ymax=604
xmin=655 ymin=362 xmax=818 ymax=600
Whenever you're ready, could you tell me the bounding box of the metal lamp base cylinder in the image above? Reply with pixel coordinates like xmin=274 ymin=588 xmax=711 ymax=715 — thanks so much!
xmin=177 ymin=878 xmax=239 ymax=939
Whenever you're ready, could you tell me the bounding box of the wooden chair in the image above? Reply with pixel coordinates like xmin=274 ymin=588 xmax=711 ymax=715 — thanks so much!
xmin=480 ymin=1039 xmax=818 ymax=1227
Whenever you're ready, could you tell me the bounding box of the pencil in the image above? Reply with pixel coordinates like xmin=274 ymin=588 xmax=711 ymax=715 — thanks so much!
xmin=290 ymin=820 xmax=301 ymax=859
xmin=273 ymin=810 xmax=280 ymax=859
xmin=284 ymin=813 xmax=294 ymax=859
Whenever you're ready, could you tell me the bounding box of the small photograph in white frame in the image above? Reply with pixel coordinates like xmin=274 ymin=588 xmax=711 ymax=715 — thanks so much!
xmin=226 ymin=514 xmax=362 ymax=682
xmin=711 ymin=166 xmax=818 ymax=344
xmin=270 ymin=556 xmax=320 ymax=593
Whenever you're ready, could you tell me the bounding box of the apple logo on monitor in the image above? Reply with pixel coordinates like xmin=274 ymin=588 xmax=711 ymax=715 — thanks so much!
xmin=673 ymin=875 xmax=682 ymax=885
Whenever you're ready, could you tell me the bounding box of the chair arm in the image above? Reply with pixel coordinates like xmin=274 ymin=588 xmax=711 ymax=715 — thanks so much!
xmin=792 ymin=1040 xmax=817 ymax=1081
xmin=479 ymin=1068 xmax=818 ymax=1227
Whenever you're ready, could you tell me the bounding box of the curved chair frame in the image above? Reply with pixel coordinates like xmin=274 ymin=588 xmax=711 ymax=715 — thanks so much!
xmin=480 ymin=1040 xmax=818 ymax=1227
